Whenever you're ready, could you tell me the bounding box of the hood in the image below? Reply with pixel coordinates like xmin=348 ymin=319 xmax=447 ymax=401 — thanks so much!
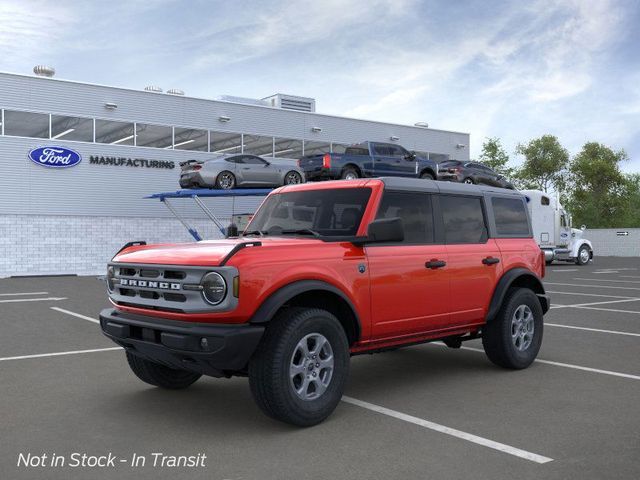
xmin=112 ymin=236 xmax=321 ymax=266
xmin=571 ymin=228 xmax=584 ymax=240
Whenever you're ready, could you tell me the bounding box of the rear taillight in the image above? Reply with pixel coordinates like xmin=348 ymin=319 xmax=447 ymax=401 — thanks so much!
xmin=322 ymin=153 xmax=331 ymax=168
xmin=450 ymin=167 xmax=460 ymax=173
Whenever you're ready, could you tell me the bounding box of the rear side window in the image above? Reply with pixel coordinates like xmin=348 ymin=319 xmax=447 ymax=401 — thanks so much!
xmin=376 ymin=192 xmax=434 ymax=244
xmin=492 ymin=197 xmax=530 ymax=237
xmin=345 ymin=146 xmax=370 ymax=156
xmin=440 ymin=195 xmax=487 ymax=244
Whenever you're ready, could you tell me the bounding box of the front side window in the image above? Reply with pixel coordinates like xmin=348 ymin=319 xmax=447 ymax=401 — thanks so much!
xmin=375 ymin=191 xmax=434 ymax=244
xmin=441 ymin=195 xmax=487 ymax=244
xmin=492 ymin=197 xmax=530 ymax=237
xmin=246 ymin=188 xmax=372 ymax=238
xmin=242 ymin=155 xmax=267 ymax=165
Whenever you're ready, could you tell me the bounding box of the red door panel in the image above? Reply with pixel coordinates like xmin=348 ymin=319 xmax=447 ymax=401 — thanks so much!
xmin=367 ymin=245 xmax=450 ymax=340
xmin=445 ymin=240 xmax=502 ymax=325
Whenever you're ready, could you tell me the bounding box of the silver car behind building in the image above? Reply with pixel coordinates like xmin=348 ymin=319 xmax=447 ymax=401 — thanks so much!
xmin=179 ymin=154 xmax=305 ymax=189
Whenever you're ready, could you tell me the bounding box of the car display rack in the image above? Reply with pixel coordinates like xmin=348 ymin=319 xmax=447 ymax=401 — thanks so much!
xmin=146 ymin=188 xmax=273 ymax=241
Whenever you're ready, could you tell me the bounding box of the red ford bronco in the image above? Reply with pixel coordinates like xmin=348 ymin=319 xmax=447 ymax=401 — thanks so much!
xmin=100 ymin=178 xmax=549 ymax=426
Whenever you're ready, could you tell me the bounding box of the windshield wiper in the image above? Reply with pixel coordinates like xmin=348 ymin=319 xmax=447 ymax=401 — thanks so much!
xmin=242 ymin=230 xmax=266 ymax=237
xmin=280 ymin=229 xmax=321 ymax=237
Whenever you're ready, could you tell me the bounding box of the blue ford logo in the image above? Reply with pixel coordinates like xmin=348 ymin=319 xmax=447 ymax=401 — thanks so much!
xmin=28 ymin=146 xmax=82 ymax=168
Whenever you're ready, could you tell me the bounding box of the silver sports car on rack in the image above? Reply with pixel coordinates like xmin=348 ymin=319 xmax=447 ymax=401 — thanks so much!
xmin=179 ymin=154 xmax=305 ymax=189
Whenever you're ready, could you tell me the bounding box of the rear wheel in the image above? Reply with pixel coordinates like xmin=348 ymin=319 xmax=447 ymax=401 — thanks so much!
xmin=125 ymin=352 xmax=201 ymax=389
xmin=482 ymin=288 xmax=543 ymax=369
xmin=248 ymin=307 xmax=350 ymax=426
xmin=216 ymin=171 xmax=236 ymax=189
xmin=463 ymin=177 xmax=475 ymax=185
xmin=341 ymin=167 xmax=359 ymax=180
xmin=576 ymin=245 xmax=591 ymax=265
xmin=420 ymin=171 xmax=435 ymax=180
xmin=284 ymin=171 xmax=303 ymax=185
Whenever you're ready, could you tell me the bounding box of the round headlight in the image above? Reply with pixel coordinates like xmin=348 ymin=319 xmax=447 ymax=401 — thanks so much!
xmin=106 ymin=266 xmax=115 ymax=293
xmin=201 ymin=272 xmax=227 ymax=305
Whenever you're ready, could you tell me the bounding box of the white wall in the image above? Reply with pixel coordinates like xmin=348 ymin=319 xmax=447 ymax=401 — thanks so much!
xmin=584 ymin=228 xmax=640 ymax=257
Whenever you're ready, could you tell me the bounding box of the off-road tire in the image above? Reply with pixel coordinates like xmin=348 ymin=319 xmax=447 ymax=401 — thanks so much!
xmin=248 ymin=307 xmax=350 ymax=427
xmin=215 ymin=171 xmax=236 ymax=189
xmin=576 ymin=245 xmax=591 ymax=265
xmin=341 ymin=167 xmax=359 ymax=180
xmin=482 ymin=288 xmax=543 ymax=369
xmin=420 ymin=171 xmax=435 ymax=180
xmin=125 ymin=352 xmax=202 ymax=389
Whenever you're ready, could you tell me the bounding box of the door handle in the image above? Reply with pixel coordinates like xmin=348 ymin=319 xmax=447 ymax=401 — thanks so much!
xmin=482 ymin=257 xmax=500 ymax=265
xmin=425 ymin=260 xmax=446 ymax=269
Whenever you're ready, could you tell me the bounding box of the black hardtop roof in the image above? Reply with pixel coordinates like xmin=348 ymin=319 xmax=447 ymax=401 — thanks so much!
xmin=379 ymin=177 xmax=524 ymax=198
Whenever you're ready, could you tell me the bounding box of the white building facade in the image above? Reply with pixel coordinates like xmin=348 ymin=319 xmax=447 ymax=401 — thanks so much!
xmin=0 ymin=71 xmax=470 ymax=277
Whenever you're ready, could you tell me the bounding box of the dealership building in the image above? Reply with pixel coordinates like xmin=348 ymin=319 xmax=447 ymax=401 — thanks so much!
xmin=0 ymin=68 xmax=470 ymax=277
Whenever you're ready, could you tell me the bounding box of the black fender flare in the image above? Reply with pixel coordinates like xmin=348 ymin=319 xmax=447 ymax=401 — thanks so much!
xmin=249 ymin=280 xmax=362 ymax=337
xmin=485 ymin=268 xmax=549 ymax=322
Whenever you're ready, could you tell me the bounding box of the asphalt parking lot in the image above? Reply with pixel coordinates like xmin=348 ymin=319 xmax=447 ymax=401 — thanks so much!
xmin=1 ymin=257 xmax=639 ymax=480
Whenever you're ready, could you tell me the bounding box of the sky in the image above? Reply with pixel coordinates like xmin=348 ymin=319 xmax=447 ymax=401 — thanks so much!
xmin=1 ymin=0 xmax=639 ymax=172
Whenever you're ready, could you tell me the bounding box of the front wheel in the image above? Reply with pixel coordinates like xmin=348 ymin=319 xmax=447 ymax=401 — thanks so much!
xmin=216 ymin=171 xmax=236 ymax=189
xmin=481 ymin=288 xmax=543 ymax=369
xmin=126 ymin=352 xmax=201 ymax=389
xmin=576 ymin=245 xmax=591 ymax=265
xmin=284 ymin=170 xmax=303 ymax=185
xmin=248 ymin=307 xmax=350 ymax=426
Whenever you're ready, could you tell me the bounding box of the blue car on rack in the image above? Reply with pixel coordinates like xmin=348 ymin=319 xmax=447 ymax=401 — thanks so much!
xmin=298 ymin=141 xmax=438 ymax=182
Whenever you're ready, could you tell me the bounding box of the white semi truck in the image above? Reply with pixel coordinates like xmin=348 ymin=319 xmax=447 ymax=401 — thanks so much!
xmin=521 ymin=190 xmax=593 ymax=266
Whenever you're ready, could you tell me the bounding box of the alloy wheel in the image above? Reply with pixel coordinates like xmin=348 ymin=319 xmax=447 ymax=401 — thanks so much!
xmin=289 ymin=333 xmax=334 ymax=401
xmin=511 ymin=305 xmax=534 ymax=351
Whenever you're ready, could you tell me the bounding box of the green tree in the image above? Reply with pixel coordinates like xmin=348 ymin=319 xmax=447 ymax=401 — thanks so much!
xmin=478 ymin=137 xmax=514 ymax=177
xmin=514 ymin=135 xmax=569 ymax=192
xmin=566 ymin=142 xmax=633 ymax=228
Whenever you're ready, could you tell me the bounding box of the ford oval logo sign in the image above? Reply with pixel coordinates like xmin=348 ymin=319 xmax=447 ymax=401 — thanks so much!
xmin=28 ymin=146 xmax=82 ymax=168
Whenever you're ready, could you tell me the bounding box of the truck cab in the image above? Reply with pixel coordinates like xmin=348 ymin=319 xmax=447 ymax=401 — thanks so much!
xmin=522 ymin=190 xmax=593 ymax=265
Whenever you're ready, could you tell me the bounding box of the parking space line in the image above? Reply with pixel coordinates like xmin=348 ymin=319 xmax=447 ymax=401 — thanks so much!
xmin=545 ymin=282 xmax=640 ymax=291
xmin=341 ymin=396 xmax=553 ymax=464
xmin=570 ymin=305 xmax=640 ymax=315
xmin=446 ymin=345 xmax=640 ymax=381
xmin=0 ymin=347 xmax=122 ymax=362
xmin=0 ymin=297 xmax=67 ymax=304
xmin=550 ymin=269 xmax=578 ymax=272
xmin=621 ymin=275 xmax=640 ymax=279
xmin=573 ymin=278 xmax=640 ymax=284
xmin=550 ymin=298 xmax=640 ymax=309
xmin=51 ymin=307 xmax=99 ymax=324
xmin=546 ymin=323 xmax=640 ymax=337
xmin=0 ymin=292 xmax=49 ymax=296
xmin=546 ymin=291 xmax=639 ymax=300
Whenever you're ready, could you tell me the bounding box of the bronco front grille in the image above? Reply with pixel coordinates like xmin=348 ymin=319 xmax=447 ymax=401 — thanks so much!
xmin=108 ymin=263 xmax=238 ymax=314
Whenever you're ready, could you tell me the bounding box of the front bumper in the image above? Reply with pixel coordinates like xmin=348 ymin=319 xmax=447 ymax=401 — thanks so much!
xmin=100 ymin=308 xmax=264 ymax=377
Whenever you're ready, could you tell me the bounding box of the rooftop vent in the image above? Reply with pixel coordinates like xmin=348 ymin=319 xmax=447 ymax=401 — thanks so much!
xmin=144 ymin=85 xmax=163 ymax=93
xmin=33 ymin=65 xmax=55 ymax=77
xmin=262 ymin=94 xmax=316 ymax=113
xmin=167 ymin=88 xmax=185 ymax=96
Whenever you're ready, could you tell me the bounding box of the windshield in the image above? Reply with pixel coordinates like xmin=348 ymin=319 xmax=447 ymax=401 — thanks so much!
xmin=245 ymin=188 xmax=372 ymax=238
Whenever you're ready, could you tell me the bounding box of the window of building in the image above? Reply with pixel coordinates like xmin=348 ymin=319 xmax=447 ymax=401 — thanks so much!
xmin=95 ymin=119 xmax=135 ymax=145
xmin=244 ymin=134 xmax=274 ymax=156
xmin=273 ymin=137 xmax=303 ymax=158
xmin=210 ymin=131 xmax=243 ymax=154
xmin=440 ymin=195 xmax=487 ymax=244
xmin=4 ymin=110 xmax=49 ymax=138
xmin=375 ymin=191 xmax=434 ymax=244
xmin=429 ymin=153 xmax=450 ymax=163
xmin=492 ymin=197 xmax=530 ymax=237
xmin=135 ymin=123 xmax=172 ymax=149
xmin=303 ymin=141 xmax=331 ymax=156
xmin=173 ymin=127 xmax=208 ymax=151
xmin=50 ymin=115 xmax=93 ymax=142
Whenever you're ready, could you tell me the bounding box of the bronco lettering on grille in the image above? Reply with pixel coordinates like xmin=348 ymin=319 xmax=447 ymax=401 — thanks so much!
xmin=120 ymin=279 xmax=181 ymax=290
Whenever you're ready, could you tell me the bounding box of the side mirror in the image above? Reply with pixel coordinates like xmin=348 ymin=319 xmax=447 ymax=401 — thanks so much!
xmin=353 ymin=217 xmax=404 ymax=245
xmin=404 ymin=153 xmax=416 ymax=161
